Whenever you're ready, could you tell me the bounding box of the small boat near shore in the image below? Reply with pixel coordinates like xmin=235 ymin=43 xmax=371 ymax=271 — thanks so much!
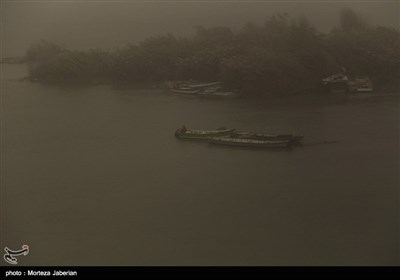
xmin=175 ymin=126 xmax=235 ymax=140
xmin=209 ymin=137 xmax=291 ymax=148
xmin=170 ymin=88 xmax=201 ymax=95
xmin=168 ymin=80 xmax=239 ymax=98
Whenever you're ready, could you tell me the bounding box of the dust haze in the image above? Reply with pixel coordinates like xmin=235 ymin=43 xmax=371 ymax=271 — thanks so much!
xmin=1 ymin=0 xmax=399 ymax=267
xmin=2 ymin=1 xmax=399 ymax=57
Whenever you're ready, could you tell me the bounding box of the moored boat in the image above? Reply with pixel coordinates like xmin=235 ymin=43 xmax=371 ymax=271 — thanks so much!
xmin=170 ymin=88 xmax=200 ymax=95
xmin=322 ymin=73 xmax=349 ymax=93
xmin=169 ymin=80 xmax=239 ymax=98
xmin=175 ymin=126 xmax=235 ymax=140
xmin=209 ymin=137 xmax=291 ymax=148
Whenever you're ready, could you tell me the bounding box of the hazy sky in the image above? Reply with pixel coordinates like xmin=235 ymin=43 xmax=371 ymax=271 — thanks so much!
xmin=2 ymin=0 xmax=399 ymax=57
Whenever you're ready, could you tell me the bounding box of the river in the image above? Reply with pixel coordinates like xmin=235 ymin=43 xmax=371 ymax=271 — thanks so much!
xmin=1 ymin=64 xmax=399 ymax=265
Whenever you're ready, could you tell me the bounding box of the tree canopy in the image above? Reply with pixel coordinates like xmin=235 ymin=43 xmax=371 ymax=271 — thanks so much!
xmin=26 ymin=9 xmax=399 ymax=95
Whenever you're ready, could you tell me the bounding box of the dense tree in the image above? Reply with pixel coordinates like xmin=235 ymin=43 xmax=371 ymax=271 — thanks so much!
xmin=26 ymin=9 xmax=399 ymax=94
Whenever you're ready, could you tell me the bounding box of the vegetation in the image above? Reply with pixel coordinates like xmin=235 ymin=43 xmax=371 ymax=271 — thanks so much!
xmin=26 ymin=9 xmax=399 ymax=96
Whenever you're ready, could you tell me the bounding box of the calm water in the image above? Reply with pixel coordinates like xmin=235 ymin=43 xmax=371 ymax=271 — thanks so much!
xmin=1 ymin=65 xmax=399 ymax=265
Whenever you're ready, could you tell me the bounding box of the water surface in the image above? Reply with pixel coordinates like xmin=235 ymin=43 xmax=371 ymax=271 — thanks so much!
xmin=1 ymin=65 xmax=399 ymax=265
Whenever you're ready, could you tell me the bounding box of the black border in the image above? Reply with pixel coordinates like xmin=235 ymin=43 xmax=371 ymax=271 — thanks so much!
xmin=1 ymin=266 xmax=400 ymax=279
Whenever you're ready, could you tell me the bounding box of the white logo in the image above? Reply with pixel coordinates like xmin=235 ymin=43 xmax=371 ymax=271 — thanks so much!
xmin=3 ymin=245 xmax=29 ymax=265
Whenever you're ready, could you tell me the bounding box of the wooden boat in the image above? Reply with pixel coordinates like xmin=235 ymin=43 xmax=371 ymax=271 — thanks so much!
xmin=175 ymin=127 xmax=235 ymax=140
xmin=209 ymin=137 xmax=291 ymax=148
xmin=170 ymin=88 xmax=200 ymax=95
xmin=232 ymin=132 xmax=304 ymax=145
xmin=322 ymin=73 xmax=349 ymax=93
xmin=169 ymin=81 xmax=224 ymax=96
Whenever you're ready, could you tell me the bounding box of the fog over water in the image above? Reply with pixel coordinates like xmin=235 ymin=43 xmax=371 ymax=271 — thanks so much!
xmin=2 ymin=64 xmax=399 ymax=265
xmin=2 ymin=1 xmax=399 ymax=57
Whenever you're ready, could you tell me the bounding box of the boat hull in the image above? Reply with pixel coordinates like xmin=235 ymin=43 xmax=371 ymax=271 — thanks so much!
xmin=188 ymin=81 xmax=221 ymax=89
xmin=232 ymin=132 xmax=304 ymax=145
xmin=209 ymin=137 xmax=291 ymax=148
xmin=175 ymin=128 xmax=235 ymax=140
xmin=170 ymin=88 xmax=200 ymax=95
xmin=356 ymin=88 xmax=373 ymax=92
xmin=198 ymin=91 xmax=240 ymax=98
